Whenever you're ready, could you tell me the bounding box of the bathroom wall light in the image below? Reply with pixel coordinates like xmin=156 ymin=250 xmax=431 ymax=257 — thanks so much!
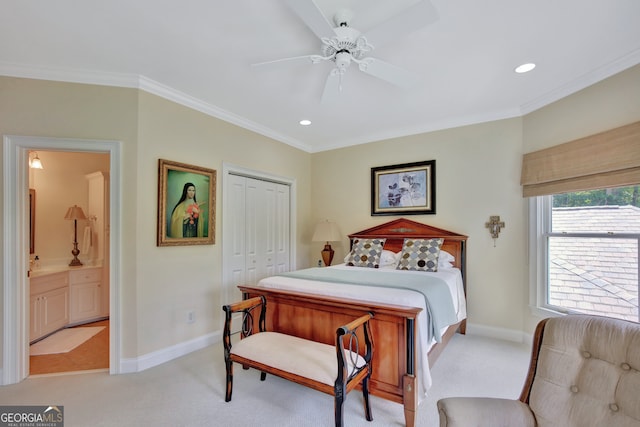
xmin=29 ymin=151 xmax=44 ymax=169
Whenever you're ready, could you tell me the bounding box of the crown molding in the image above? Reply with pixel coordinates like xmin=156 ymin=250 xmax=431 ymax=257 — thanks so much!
xmin=136 ymin=76 xmax=311 ymax=152
xmin=0 ymin=61 xmax=313 ymax=153
xmin=519 ymin=49 xmax=640 ymax=115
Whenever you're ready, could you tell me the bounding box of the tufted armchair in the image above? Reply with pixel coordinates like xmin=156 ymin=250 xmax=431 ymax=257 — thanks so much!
xmin=437 ymin=314 xmax=640 ymax=427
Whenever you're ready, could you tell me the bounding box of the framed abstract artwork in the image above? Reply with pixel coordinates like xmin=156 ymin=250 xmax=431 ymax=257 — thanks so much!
xmin=371 ymin=160 xmax=436 ymax=216
xmin=157 ymin=159 xmax=216 ymax=246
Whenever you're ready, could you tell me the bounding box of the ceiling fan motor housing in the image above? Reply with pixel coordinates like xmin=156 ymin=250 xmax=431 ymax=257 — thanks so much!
xmin=334 ymin=51 xmax=351 ymax=70
xmin=321 ymin=26 xmax=369 ymax=66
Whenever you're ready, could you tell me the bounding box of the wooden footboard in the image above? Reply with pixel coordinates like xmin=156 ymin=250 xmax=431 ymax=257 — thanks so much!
xmin=238 ymin=285 xmax=464 ymax=427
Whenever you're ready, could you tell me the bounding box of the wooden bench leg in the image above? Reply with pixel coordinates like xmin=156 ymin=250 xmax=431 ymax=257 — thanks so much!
xmin=225 ymin=360 xmax=233 ymax=402
xmin=334 ymin=383 xmax=345 ymax=427
xmin=362 ymin=375 xmax=373 ymax=421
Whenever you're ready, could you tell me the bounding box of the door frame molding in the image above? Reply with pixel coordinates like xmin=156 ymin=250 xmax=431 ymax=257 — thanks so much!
xmin=2 ymin=135 xmax=122 ymax=385
xmin=221 ymin=162 xmax=297 ymax=307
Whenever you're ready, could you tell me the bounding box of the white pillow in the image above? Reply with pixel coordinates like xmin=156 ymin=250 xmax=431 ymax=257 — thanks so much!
xmin=345 ymin=249 xmax=398 ymax=267
xmin=380 ymin=250 xmax=399 ymax=267
xmin=438 ymin=250 xmax=455 ymax=269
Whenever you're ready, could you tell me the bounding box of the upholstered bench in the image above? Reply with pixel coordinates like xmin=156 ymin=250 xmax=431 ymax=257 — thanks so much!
xmin=223 ymin=296 xmax=374 ymax=427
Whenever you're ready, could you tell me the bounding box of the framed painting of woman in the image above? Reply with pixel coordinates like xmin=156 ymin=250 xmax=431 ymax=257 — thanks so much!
xmin=157 ymin=159 xmax=216 ymax=246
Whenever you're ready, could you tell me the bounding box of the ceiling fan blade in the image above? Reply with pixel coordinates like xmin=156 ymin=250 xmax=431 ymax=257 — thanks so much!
xmin=357 ymin=58 xmax=419 ymax=89
xmin=362 ymin=0 xmax=438 ymax=48
xmin=252 ymin=54 xmax=327 ymax=67
xmin=321 ymin=69 xmax=343 ymax=104
xmin=284 ymin=0 xmax=336 ymax=40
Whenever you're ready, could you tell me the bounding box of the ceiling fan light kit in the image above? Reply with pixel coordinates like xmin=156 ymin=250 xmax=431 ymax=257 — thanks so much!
xmin=255 ymin=0 xmax=439 ymax=102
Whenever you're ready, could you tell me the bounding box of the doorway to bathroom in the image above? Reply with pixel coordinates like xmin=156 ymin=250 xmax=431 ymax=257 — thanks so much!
xmin=2 ymin=135 xmax=122 ymax=385
xmin=27 ymin=150 xmax=110 ymax=376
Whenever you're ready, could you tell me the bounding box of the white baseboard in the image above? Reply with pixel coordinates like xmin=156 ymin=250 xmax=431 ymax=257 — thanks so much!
xmin=120 ymin=331 xmax=221 ymax=373
xmin=466 ymin=322 xmax=533 ymax=345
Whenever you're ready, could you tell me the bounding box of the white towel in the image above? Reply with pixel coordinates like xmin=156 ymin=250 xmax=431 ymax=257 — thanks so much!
xmin=81 ymin=226 xmax=91 ymax=255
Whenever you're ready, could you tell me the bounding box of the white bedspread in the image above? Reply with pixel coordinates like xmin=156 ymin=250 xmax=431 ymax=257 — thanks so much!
xmin=256 ymin=264 xmax=467 ymax=400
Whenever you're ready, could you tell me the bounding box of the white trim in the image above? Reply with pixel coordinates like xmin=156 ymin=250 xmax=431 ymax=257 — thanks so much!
xmin=520 ymin=48 xmax=640 ymax=115
xmin=465 ymin=322 xmax=531 ymax=344
xmin=120 ymin=332 xmax=221 ymax=374
xmin=0 ymin=62 xmax=311 ymax=153
xmin=221 ymin=163 xmax=297 ymax=308
xmin=1 ymin=135 xmax=122 ymax=385
xmin=4 ymin=51 xmax=639 ymax=154
xmin=527 ymin=195 xmax=567 ymax=319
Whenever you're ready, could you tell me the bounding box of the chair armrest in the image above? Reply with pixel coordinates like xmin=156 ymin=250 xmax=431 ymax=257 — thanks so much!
xmin=222 ymin=296 xmax=266 ymax=356
xmin=437 ymin=397 xmax=536 ymax=427
xmin=336 ymin=312 xmax=374 ymax=383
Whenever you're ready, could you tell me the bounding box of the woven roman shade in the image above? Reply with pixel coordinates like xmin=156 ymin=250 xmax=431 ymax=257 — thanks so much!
xmin=520 ymin=121 xmax=640 ymax=197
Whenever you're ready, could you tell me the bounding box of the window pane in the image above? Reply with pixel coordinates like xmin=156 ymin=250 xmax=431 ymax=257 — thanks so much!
xmin=548 ymin=236 xmax=638 ymax=321
xmin=552 ymin=186 xmax=640 ymax=233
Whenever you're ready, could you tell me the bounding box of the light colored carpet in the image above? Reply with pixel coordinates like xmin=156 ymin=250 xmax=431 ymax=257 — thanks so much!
xmin=4 ymin=333 xmax=531 ymax=426
xmin=30 ymin=327 xmax=105 ymax=356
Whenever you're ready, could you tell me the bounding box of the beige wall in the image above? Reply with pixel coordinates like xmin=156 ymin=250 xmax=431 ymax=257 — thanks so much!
xmin=1 ymin=63 xmax=638 ymax=373
xmin=311 ymin=118 xmax=528 ymax=334
xmin=132 ymin=92 xmax=312 ymax=355
xmin=521 ymin=64 xmax=640 ymax=332
xmin=523 ymin=64 xmax=640 ymax=152
xmin=0 ymin=76 xmax=312 ymax=364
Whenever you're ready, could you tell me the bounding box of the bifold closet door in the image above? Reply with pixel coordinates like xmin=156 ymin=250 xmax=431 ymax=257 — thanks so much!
xmin=226 ymin=174 xmax=290 ymax=303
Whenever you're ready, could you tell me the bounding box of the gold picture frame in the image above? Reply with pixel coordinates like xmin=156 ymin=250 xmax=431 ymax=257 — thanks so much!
xmin=157 ymin=159 xmax=216 ymax=246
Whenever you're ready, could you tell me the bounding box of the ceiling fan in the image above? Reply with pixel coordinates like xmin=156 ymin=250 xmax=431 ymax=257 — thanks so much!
xmin=253 ymin=0 xmax=439 ymax=102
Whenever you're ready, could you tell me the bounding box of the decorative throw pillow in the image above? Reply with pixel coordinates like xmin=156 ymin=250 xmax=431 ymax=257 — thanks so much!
xmin=396 ymin=238 xmax=444 ymax=272
xmin=345 ymin=238 xmax=386 ymax=268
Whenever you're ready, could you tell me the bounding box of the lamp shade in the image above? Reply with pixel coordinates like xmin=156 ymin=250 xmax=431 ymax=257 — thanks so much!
xmin=64 ymin=205 xmax=87 ymax=221
xmin=312 ymin=220 xmax=341 ymax=242
xmin=29 ymin=152 xmax=44 ymax=169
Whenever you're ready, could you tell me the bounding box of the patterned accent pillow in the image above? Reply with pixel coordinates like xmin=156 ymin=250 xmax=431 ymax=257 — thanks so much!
xmin=345 ymin=238 xmax=386 ymax=268
xmin=396 ymin=238 xmax=444 ymax=272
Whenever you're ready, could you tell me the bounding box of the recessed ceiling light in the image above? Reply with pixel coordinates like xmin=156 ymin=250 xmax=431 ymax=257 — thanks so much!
xmin=299 ymin=119 xmax=311 ymax=126
xmin=515 ymin=63 xmax=536 ymax=74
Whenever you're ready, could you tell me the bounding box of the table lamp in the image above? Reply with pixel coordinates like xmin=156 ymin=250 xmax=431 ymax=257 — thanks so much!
xmin=312 ymin=220 xmax=341 ymax=266
xmin=65 ymin=205 xmax=87 ymax=266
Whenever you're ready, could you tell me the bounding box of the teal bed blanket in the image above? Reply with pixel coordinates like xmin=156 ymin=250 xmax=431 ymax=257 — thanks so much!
xmin=279 ymin=267 xmax=458 ymax=343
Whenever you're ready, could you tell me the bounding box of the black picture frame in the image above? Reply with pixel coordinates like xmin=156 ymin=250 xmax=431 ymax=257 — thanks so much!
xmin=371 ymin=160 xmax=436 ymax=216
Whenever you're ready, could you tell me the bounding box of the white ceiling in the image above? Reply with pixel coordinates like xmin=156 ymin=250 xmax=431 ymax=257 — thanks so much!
xmin=1 ymin=0 xmax=639 ymax=153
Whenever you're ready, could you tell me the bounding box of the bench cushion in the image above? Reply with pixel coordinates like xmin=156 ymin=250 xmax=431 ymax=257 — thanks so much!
xmin=231 ymin=332 xmax=366 ymax=386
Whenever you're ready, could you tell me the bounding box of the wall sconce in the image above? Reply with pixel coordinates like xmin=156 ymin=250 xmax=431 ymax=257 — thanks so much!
xmin=29 ymin=151 xmax=44 ymax=169
xmin=312 ymin=220 xmax=341 ymax=266
xmin=485 ymin=215 xmax=505 ymax=247
xmin=65 ymin=205 xmax=87 ymax=266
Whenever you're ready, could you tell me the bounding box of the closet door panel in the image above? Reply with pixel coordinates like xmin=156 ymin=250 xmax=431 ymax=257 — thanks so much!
xmin=226 ymin=175 xmax=247 ymax=303
xmin=276 ymin=183 xmax=290 ymax=273
xmin=262 ymin=181 xmax=277 ymax=279
xmin=225 ymin=173 xmax=291 ymax=306
xmin=244 ymin=179 xmax=260 ymax=286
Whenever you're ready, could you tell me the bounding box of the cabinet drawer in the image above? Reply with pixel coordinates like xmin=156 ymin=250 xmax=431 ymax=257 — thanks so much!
xmin=30 ymin=271 xmax=68 ymax=295
xmin=69 ymin=268 xmax=102 ymax=284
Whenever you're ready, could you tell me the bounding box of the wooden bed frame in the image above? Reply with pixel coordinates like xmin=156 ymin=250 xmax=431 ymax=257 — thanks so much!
xmin=239 ymin=218 xmax=468 ymax=427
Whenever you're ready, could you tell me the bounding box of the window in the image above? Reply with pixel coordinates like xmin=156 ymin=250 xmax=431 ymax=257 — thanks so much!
xmin=530 ymin=186 xmax=640 ymax=322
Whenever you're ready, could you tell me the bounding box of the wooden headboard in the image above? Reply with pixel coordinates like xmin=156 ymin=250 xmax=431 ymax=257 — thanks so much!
xmin=348 ymin=217 xmax=468 ymax=288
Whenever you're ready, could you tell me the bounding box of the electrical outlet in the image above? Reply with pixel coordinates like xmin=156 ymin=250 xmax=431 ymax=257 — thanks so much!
xmin=187 ymin=310 xmax=196 ymax=324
